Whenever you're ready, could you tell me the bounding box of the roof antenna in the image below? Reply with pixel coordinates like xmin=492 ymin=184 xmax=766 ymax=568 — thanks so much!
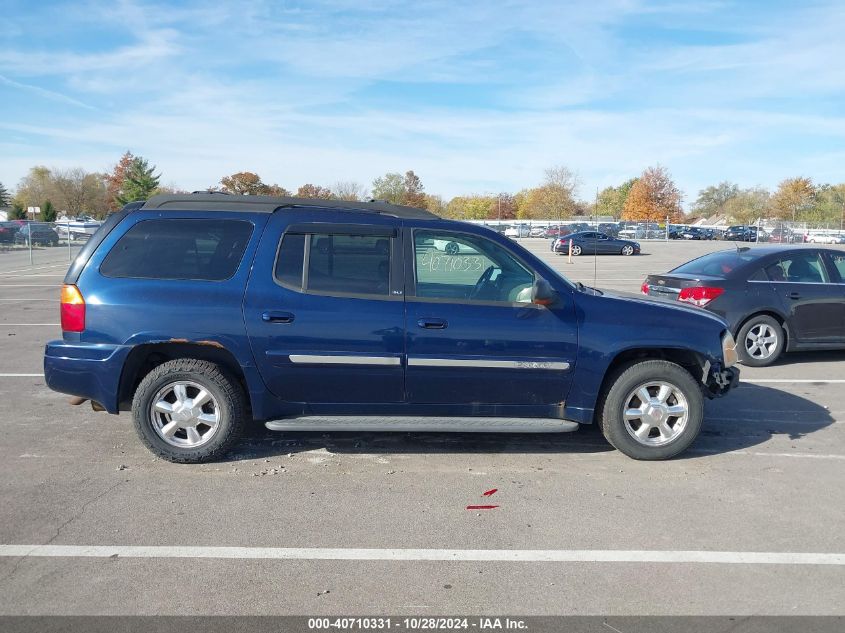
xmin=593 ymin=188 xmax=598 ymax=289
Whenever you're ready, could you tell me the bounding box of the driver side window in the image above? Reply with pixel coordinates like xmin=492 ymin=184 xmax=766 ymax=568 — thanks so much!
xmin=413 ymin=231 xmax=535 ymax=303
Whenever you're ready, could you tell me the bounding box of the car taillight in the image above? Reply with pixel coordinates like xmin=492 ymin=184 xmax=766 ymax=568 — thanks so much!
xmin=641 ymin=281 xmax=649 ymax=295
xmin=678 ymin=286 xmax=724 ymax=307
xmin=60 ymin=284 xmax=85 ymax=332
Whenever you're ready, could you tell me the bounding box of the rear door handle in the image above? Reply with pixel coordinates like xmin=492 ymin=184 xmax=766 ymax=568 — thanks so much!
xmin=787 ymin=292 xmax=801 ymax=300
xmin=262 ymin=311 xmax=295 ymax=324
xmin=417 ymin=318 xmax=447 ymax=329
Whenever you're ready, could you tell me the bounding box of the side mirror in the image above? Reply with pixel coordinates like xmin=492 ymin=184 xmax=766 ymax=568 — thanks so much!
xmin=531 ymin=279 xmax=557 ymax=307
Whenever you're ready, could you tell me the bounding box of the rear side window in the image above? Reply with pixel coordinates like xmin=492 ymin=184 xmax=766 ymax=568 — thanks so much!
xmin=274 ymin=231 xmax=391 ymax=297
xmin=764 ymin=252 xmax=829 ymax=283
xmin=100 ymin=219 xmax=253 ymax=281
xmin=831 ymin=254 xmax=845 ymax=282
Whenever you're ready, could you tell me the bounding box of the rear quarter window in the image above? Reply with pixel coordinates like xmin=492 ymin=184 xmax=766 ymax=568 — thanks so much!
xmin=100 ymin=219 xmax=253 ymax=281
xmin=672 ymin=251 xmax=759 ymax=277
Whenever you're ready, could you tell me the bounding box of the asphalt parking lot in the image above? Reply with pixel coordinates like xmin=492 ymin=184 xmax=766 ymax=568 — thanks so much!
xmin=0 ymin=238 xmax=843 ymax=616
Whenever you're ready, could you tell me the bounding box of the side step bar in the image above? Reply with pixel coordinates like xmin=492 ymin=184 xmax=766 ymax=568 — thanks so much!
xmin=265 ymin=416 xmax=579 ymax=433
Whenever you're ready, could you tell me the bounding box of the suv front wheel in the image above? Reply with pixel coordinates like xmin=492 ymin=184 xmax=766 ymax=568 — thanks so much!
xmin=598 ymin=360 xmax=703 ymax=460
xmin=132 ymin=359 xmax=245 ymax=463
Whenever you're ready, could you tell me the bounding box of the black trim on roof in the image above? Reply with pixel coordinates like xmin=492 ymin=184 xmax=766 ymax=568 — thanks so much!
xmin=140 ymin=193 xmax=439 ymax=220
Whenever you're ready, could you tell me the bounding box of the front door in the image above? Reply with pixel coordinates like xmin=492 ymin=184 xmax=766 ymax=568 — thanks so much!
xmin=404 ymin=228 xmax=578 ymax=408
xmin=244 ymin=215 xmax=405 ymax=404
xmin=765 ymin=251 xmax=844 ymax=343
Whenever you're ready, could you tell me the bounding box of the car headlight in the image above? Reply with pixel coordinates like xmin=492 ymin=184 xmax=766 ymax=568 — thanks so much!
xmin=722 ymin=330 xmax=738 ymax=368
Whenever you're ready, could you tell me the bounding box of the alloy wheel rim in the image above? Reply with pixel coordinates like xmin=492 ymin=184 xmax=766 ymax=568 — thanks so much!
xmin=149 ymin=380 xmax=220 ymax=448
xmin=572 ymin=245 xmax=581 ymax=255
xmin=622 ymin=381 xmax=689 ymax=447
xmin=745 ymin=324 xmax=777 ymax=359
xmin=622 ymin=246 xmax=633 ymax=255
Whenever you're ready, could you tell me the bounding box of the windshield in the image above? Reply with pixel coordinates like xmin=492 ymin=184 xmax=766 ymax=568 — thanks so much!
xmin=671 ymin=250 xmax=760 ymax=276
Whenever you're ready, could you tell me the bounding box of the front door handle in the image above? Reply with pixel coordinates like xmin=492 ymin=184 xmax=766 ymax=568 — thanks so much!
xmin=787 ymin=292 xmax=801 ymax=300
xmin=262 ymin=311 xmax=295 ymax=324
xmin=417 ymin=318 xmax=447 ymax=329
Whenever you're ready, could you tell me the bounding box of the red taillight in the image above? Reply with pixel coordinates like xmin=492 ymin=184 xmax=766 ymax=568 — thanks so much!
xmin=641 ymin=281 xmax=649 ymax=295
xmin=60 ymin=284 xmax=85 ymax=332
xmin=678 ymin=286 xmax=724 ymax=307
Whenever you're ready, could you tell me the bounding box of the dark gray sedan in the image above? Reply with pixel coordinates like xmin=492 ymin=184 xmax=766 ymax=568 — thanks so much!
xmin=553 ymin=231 xmax=640 ymax=256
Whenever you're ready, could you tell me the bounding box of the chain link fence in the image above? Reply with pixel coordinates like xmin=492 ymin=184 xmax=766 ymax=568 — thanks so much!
xmin=0 ymin=219 xmax=92 ymax=265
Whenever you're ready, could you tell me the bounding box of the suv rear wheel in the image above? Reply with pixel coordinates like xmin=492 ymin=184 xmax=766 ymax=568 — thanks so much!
xmin=598 ymin=360 xmax=703 ymax=460
xmin=132 ymin=359 xmax=245 ymax=463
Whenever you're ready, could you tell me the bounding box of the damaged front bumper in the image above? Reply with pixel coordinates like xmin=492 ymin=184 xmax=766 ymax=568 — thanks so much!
xmin=701 ymin=360 xmax=740 ymax=398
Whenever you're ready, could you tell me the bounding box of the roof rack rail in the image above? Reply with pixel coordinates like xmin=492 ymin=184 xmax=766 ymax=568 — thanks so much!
xmin=140 ymin=192 xmax=439 ymax=220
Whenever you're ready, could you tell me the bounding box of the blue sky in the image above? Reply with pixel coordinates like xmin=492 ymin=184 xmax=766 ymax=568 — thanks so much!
xmin=1 ymin=0 xmax=844 ymax=204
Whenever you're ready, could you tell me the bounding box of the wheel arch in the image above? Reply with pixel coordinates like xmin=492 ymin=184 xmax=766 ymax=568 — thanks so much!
xmin=734 ymin=310 xmax=790 ymax=349
xmin=118 ymin=342 xmax=251 ymax=414
xmin=594 ymin=346 xmax=705 ymax=422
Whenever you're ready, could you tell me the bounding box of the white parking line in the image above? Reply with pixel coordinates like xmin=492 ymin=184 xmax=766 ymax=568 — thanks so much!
xmin=0 ymin=264 xmax=68 ymax=275
xmin=0 ymin=323 xmax=59 ymax=326
xmin=0 ymin=298 xmax=58 ymax=301
xmin=1 ymin=544 xmax=843 ymax=565
xmin=743 ymin=379 xmax=845 ymax=384
xmin=0 ymin=284 xmax=60 ymax=287
xmin=0 ymin=373 xmax=44 ymax=377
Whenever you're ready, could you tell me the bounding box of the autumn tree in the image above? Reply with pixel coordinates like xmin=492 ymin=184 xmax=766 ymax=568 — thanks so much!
xmin=623 ymin=165 xmax=682 ymax=222
xmin=595 ymin=178 xmax=637 ymax=219
xmin=812 ymin=184 xmax=845 ymax=227
xmin=771 ymin=177 xmax=815 ymax=222
xmin=296 ymin=184 xmax=333 ymax=199
xmin=52 ymin=168 xmax=108 ymax=216
xmin=13 ymin=166 xmax=53 ymax=209
xmin=0 ymin=182 xmax=10 ymax=207
xmin=692 ymin=181 xmax=739 ymax=219
xmin=724 ymin=187 xmax=770 ymax=225
xmin=493 ymin=193 xmax=517 ymax=220
xmin=105 ymin=151 xmax=135 ymax=211
xmin=444 ymin=196 xmax=494 ymax=220
xmin=332 ymin=181 xmax=368 ymax=201
xmin=423 ymin=194 xmax=445 ymax=216
xmin=371 ymin=170 xmax=427 ymax=206
xmin=519 ymin=166 xmax=580 ymax=220
xmin=117 ymin=157 xmax=160 ymax=205
xmin=403 ymin=170 xmax=426 ymax=207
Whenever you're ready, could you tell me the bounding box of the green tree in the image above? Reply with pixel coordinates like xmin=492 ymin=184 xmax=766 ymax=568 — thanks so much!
xmin=117 ymin=157 xmax=160 ymax=205
xmin=445 ymin=195 xmax=494 ymax=220
xmin=41 ymin=200 xmax=57 ymax=222
xmin=371 ymin=172 xmax=406 ymax=204
xmin=723 ymin=187 xmax=770 ymax=225
xmin=810 ymin=184 xmax=845 ymax=227
xmin=0 ymin=181 xmax=10 ymax=207
xmin=692 ymin=181 xmax=740 ymax=219
xmin=105 ymin=151 xmax=135 ymax=211
xmin=9 ymin=203 xmax=26 ymax=220
xmin=595 ymin=178 xmax=637 ymax=219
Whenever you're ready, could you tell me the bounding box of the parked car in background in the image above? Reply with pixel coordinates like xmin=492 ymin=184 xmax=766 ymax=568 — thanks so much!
xmin=723 ymin=225 xmax=765 ymax=242
xmin=680 ymin=227 xmax=706 ymax=240
xmin=597 ymin=223 xmax=620 ymax=237
xmin=768 ymin=227 xmax=798 ymax=243
xmin=432 ymin=237 xmax=479 ymax=254
xmin=504 ymin=225 xmax=530 ymax=238
xmin=553 ymin=231 xmax=640 ymax=256
xmin=44 ymin=193 xmax=739 ymax=463
xmin=642 ymin=246 xmax=845 ymax=366
xmin=544 ymin=225 xmax=571 ymax=239
xmin=529 ymin=226 xmax=547 ymax=237
xmin=0 ymin=221 xmax=21 ymax=244
xmin=808 ymin=232 xmax=843 ymax=244
xmin=14 ymin=223 xmax=59 ymax=247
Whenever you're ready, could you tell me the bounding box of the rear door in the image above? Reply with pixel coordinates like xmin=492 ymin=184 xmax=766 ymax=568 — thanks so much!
xmin=821 ymin=251 xmax=845 ymax=341
xmin=765 ymin=250 xmax=844 ymax=342
xmin=404 ymin=227 xmax=577 ymax=407
xmin=244 ymin=213 xmax=405 ymax=404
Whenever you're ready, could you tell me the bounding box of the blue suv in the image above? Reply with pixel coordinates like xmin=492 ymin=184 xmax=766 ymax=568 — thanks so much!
xmin=44 ymin=194 xmax=739 ymax=462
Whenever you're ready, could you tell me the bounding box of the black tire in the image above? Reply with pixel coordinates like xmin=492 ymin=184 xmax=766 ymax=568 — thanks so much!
xmin=736 ymin=314 xmax=784 ymax=367
xmin=132 ymin=359 xmax=245 ymax=463
xmin=598 ymin=360 xmax=703 ymax=460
